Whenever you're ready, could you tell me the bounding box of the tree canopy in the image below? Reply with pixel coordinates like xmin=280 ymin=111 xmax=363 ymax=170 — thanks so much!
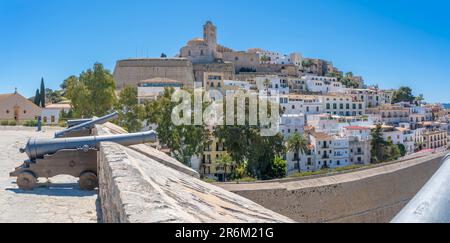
xmin=392 ymin=86 xmax=415 ymax=104
xmin=40 ymin=78 xmax=46 ymax=108
xmin=144 ymin=88 xmax=209 ymax=165
xmin=286 ymin=132 xmax=310 ymax=173
xmin=371 ymin=124 xmax=403 ymax=163
xmin=115 ymin=86 xmax=145 ymax=132
xmin=65 ymin=63 xmax=117 ymax=117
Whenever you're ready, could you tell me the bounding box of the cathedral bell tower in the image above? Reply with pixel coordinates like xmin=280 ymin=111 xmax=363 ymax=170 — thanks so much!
xmin=203 ymin=21 xmax=217 ymax=50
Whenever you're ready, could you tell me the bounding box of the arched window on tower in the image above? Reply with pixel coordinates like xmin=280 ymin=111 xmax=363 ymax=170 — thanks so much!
xmin=188 ymin=50 xmax=191 ymax=56
xmin=200 ymin=50 xmax=204 ymax=56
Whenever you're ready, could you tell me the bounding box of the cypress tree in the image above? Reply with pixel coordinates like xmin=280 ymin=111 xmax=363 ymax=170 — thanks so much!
xmin=40 ymin=78 xmax=46 ymax=108
xmin=33 ymin=89 xmax=40 ymax=106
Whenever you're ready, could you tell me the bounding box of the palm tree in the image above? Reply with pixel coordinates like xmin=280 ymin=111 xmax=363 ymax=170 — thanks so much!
xmin=217 ymin=153 xmax=233 ymax=182
xmin=286 ymin=133 xmax=310 ymax=173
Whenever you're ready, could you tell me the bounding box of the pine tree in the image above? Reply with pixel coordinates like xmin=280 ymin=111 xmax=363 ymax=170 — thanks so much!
xmin=40 ymin=78 xmax=46 ymax=108
xmin=371 ymin=124 xmax=385 ymax=163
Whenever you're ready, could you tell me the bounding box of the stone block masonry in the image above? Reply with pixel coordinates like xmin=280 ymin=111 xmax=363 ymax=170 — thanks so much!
xmin=218 ymin=152 xmax=447 ymax=223
xmin=97 ymin=142 xmax=294 ymax=223
xmin=95 ymin=124 xmax=294 ymax=223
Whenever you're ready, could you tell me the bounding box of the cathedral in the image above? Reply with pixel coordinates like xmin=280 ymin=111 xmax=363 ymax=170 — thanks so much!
xmin=179 ymin=21 xmax=233 ymax=64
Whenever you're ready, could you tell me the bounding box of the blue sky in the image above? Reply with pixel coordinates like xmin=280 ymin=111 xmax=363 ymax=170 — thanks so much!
xmin=1 ymin=0 xmax=449 ymax=102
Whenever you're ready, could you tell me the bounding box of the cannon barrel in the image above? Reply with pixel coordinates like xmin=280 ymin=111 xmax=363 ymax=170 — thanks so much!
xmin=21 ymin=131 xmax=157 ymax=161
xmin=55 ymin=112 xmax=119 ymax=138
xmin=67 ymin=118 xmax=93 ymax=128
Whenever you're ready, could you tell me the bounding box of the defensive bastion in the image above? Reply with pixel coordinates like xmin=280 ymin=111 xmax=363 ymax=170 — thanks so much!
xmin=217 ymin=152 xmax=446 ymax=223
xmin=93 ymin=123 xmax=445 ymax=223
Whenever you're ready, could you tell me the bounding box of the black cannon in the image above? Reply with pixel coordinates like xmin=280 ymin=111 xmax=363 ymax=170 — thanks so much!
xmin=66 ymin=118 xmax=92 ymax=128
xmin=55 ymin=112 xmax=119 ymax=138
xmin=10 ymin=131 xmax=157 ymax=191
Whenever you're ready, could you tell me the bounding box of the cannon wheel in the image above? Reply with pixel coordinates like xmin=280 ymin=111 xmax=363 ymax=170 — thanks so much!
xmin=79 ymin=171 xmax=98 ymax=191
xmin=17 ymin=171 xmax=37 ymax=191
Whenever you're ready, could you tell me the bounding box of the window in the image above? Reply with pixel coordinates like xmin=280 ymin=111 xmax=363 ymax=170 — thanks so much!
xmin=6 ymin=110 xmax=9 ymax=114
xmin=23 ymin=110 xmax=27 ymax=114
xmin=51 ymin=116 xmax=55 ymax=123
xmin=235 ymin=57 xmax=239 ymax=61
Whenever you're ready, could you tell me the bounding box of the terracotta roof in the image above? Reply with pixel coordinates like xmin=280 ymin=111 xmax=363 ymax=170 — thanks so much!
xmin=312 ymin=132 xmax=332 ymax=140
xmin=0 ymin=93 xmax=14 ymax=102
xmin=138 ymin=78 xmax=183 ymax=85
xmin=45 ymin=103 xmax=72 ymax=109
xmin=0 ymin=92 xmax=41 ymax=110
xmin=344 ymin=126 xmax=371 ymax=130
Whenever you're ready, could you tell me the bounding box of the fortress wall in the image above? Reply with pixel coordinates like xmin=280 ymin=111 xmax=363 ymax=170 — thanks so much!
xmin=96 ymin=124 xmax=294 ymax=223
xmin=113 ymin=59 xmax=195 ymax=89
xmin=193 ymin=62 xmax=235 ymax=82
xmin=222 ymin=52 xmax=260 ymax=72
xmin=218 ymin=153 xmax=446 ymax=223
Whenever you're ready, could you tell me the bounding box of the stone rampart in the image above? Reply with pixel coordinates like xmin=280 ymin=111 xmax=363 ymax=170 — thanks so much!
xmin=218 ymin=153 xmax=447 ymax=223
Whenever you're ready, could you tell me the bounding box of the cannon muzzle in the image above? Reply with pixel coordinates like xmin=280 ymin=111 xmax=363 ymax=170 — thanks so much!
xmin=66 ymin=118 xmax=93 ymax=128
xmin=55 ymin=112 xmax=119 ymax=138
xmin=23 ymin=131 xmax=157 ymax=161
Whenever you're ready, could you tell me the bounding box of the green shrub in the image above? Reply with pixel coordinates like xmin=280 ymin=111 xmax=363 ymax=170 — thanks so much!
xmin=24 ymin=120 xmax=38 ymax=127
xmin=58 ymin=120 xmax=67 ymax=127
xmin=8 ymin=120 xmax=17 ymax=126
xmin=236 ymin=177 xmax=257 ymax=183
xmin=290 ymin=165 xmax=367 ymax=178
xmin=0 ymin=120 xmax=9 ymax=126
xmin=202 ymin=178 xmax=218 ymax=183
xmin=289 ymin=170 xmax=329 ymax=178
xmin=333 ymin=165 xmax=364 ymax=172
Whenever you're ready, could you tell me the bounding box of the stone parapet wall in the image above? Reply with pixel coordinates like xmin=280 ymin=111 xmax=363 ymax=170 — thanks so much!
xmin=98 ymin=142 xmax=294 ymax=223
xmin=95 ymin=124 xmax=294 ymax=223
xmin=113 ymin=58 xmax=195 ymax=89
xmin=218 ymin=152 xmax=447 ymax=223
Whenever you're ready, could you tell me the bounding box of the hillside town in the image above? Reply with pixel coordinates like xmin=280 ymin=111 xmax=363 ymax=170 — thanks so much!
xmin=1 ymin=21 xmax=449 ymax=182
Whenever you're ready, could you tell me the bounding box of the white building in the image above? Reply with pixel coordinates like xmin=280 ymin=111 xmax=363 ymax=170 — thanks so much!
xmin=256 ymin=76 xmax=289 ymax=95
xmin=303 ymin=75 xmax=346 ymax=94
xmin=223 ymin=80 xmax=251 ymax=93
xmin=137 ymin=78 xmax=183 ymax=103
xmin=341 ymin=126 xmax=372 ymax=165
xmin=280 ymin=114 xmax=305 ymax=139
xmin=280 ymin=94 xmax=323 ymax=115
xmin=321 ymin=95 xmax=365 ymax=116
xmin=409 ymin=106 xmax=433 ymax=124
xmin=248 ymin=49 xmax=303 ymax=67
xmin=306 ymin=114 xmax=339 ymax=134
xmin=41 ymin=103 xmax=72 ymax=125
xmin=346 ymin=88 xmax=386 ymax=108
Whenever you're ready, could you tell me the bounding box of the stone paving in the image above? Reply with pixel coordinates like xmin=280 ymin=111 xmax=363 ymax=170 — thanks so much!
xmin=0 ymin=126 xmax=99 ymax=223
